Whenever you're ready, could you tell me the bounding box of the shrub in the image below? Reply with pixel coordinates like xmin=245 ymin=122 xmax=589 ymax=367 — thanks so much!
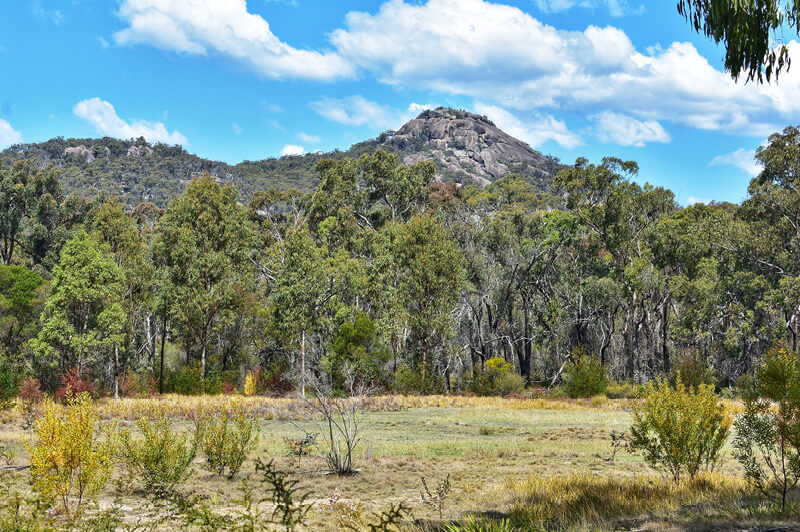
xmin=119 ymin=372 xmax=158 ymax=398
xmin=733 ymin=346 xmax=800 ymax=510
xmin=0 ymin=367 xmax=17 ymax=411
xmin=392 ymin=364 xmax=443 ymax=394
xmin=605 ymin=381 xmax=641 ymax=399
xmin=244 ymin=366 xmax=263 ymax=397
xmin=467 ymin=357 xmax=525 ymax=396
xmin=561 ymin=347 xmax=608 ymax=398
xmin=629 ymin=377 xmax=730 ymax=482
xmin=26 ymin=393 xmax=117 ymax=516
xmin=669 ymin=351 xmax=716 ymax=390
xmin=195 ymin=409 xmax=259 ymax=479
xmin=18 ymin=376 xmax=42 ymax=406
xmin=169 ymin=363 xmax=204 ymax=395
xmin=120 ymin=415 xmax=198 ymax=498
xmin=262 ymin=364 xmax=294 ymax=396
xmin=55 ymin=367 xmax=96 ymax=403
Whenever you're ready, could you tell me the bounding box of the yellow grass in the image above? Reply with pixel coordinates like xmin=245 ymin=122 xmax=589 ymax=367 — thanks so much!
xmin=505 ymin=472 xmax=748 ymax=529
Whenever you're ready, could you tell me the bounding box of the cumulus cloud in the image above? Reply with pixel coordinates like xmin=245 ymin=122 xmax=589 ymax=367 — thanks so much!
xmin=474 ymin=102 xmax=582 ymax=149
xmin=709 ymin=148 xmax=763 ymax=176
xmin=687 ymin=196 xmax=709 ymax=205
xmin=591 ymin=111 xmax=670 ymax=147
xmin=297 ymin=132 xmax=320 ymax=143
xmin=112 ymin=0 xmax=800 ymax=138
xmin=310 ymin=96 xmax=436 ymax=129
xmin=329 ymin=0 xmax=800 ymax=136
xmin=73 ymin=98 xmax=188 ymax=144
xmin=0 ymin=119 xmax=22 ymax=149
xmin=281 ymin=144 xmax=304 ymax=156
xmin=114 ymin=0 xmax=353 ymax=81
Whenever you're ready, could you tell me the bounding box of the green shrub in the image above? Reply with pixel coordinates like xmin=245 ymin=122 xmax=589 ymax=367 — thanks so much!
xmin=120 ymin=415 xmax=197 ymax=498
xmin=629 ymin=377 xmax=730 ymax=482
xmin=0 ymin=367 xmax=18 ymax=411
xmin=561 ymin=347 xmax=608 ymax=398
xmin=605 ymin=381 xmax=641 ymax=399
xmin=733 ymin=346 xmax=800 ymax=510
xmin=195 ymin=409 xmax=259 ymax=479
xmin=323 ymin=311 xmax=388 ymax=392
xmin=467 ymin=357 xmax=525 ymax=396
xmin=669 ymin=352 xmax=716 ymax=390
xmin=392 ymin=364 xmax=443 ymax=394
xmin=169 ymin=363 xmax=204 ymax=395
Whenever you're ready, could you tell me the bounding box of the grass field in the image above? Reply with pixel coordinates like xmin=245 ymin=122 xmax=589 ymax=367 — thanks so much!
xmin=0 ymin=395 xmax=796 ymax=530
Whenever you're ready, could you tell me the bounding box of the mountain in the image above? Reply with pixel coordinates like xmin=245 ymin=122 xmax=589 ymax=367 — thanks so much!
xmin=0 ymin=107 xmax=561 ymax=207
xmin=385 ymin=107 xmax=560 ymax=188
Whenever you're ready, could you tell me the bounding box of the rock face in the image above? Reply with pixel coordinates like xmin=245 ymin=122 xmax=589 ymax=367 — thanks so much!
xmin=127 ymin=145 xmax=153 ymax=157
xmin=385 ymin=107 xmax=559 ymax=187
xmin=63 ymin=145 xmax=95 ymax=163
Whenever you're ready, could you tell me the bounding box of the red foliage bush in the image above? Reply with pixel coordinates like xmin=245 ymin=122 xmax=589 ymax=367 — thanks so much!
xmin=18 ymin=377 xmax=43 ymax=407
xmin=120 ymin=372 xmax=158 ymax=398
xmin=263 ymin=365 xmax=294 ymax=396
xmin=223 ymin=380 xmax=237 ymax=395
xmin=55 ymin=367 xmax=96 ymax=403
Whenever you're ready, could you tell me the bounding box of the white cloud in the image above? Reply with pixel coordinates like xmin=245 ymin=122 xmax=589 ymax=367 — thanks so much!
xmin=297 ymin=132 xmax=320 ymax=143
xmin=310 ymin=96 xmax=436 ymax=129
xmin=281 ymin=144 xmax=304 ymax=156
xmin=591 ymin=111 xmax=670 ymax=147
xmin=709 ymin=148 xmax=763 ymax=176
xmin=232 ymin=122 xmax=243 ymax=135
xmin=687 ymin=196 xmax=709 ymax=205
xmin=112 ymin=0 xmax=800 ymax=139
xmin=474 ymin=102 xmax=582 ymax=149
xmin=114 ymin=0 xmax=353 ymax=81
xmin=0 ymin=119 xmax=22 ymax=149
xmin=329 ymin=0 xmax=800 ymax=137
xmin=73 ymin=98 xmax=188 ymax=144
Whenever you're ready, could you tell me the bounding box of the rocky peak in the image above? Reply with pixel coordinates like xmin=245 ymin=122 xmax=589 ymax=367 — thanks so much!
xmin=385 ymin=107 xmax=558 ymax=187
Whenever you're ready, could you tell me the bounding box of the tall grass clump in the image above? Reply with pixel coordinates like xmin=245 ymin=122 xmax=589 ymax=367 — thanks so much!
xmin=629 ymin=376 xmax=730 ymax=482
xmin=734 ymin=346 xmax=800 ymax=511
xmin=507 ymin=472 xmax=744 ymax=529
xmin=120 ymin=415 xmax=198 ymax=498
xmin=26 ymin=393 xmax=117 ymax=517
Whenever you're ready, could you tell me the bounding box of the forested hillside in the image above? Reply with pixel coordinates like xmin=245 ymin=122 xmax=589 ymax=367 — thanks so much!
xmin=1 ymin=124 xmax=800 ymax=399
xmin=0 ymin=108 xmax=561 ymax=208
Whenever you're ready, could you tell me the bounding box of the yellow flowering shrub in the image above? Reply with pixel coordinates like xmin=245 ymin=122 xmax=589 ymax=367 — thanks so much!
xmin=26 ymin=392 xmax=117 ymax=516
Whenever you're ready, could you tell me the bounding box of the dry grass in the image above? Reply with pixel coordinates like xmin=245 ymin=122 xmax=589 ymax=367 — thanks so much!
xmin=0 ymin=394 xmax=759 ymax=531
xmin=503 ymin=472 xmax=747 ymax=530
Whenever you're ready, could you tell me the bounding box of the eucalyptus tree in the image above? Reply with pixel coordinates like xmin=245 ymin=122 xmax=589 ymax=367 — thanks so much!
xmin=31 ymin=231 xmax=125 ymax=388
xmin=154 ymin=176 xmax=255 ymax=379
xmin=0 ymin=161 xmax=62 ymax=266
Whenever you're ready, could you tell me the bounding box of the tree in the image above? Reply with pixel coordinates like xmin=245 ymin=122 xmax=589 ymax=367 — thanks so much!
xmin=734 ymin=347 xmax=800 ymax=510
xmin=93 ymin=198 xmax=154 ymax=397
xmin=391 ymin=215 xmax=464 ymax=386
xmin=267 ymin=225 xmax=336 ymax=396
xmin=154 ymin=176 xmax=254 ymax=379
xmin=30 ymin=231 xmax=126 ymax=387
xmin=677 ymin=0 xmax=795 ymax=82
xmin=0 ymin=265 xmax=45 ymax=369
xmin=360 ymin=149 xmax=435 ymax=222
xmin=0 ymin=161 xmax=62 ymax=265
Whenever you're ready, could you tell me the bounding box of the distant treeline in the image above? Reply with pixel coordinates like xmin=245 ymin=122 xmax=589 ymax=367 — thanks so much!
xmin=2 ymin=126 xmax=800 ymax=396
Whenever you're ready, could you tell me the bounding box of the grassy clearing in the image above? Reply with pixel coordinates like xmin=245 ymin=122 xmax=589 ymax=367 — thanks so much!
xmin=0 ymin=395 xmax=789 ymax=530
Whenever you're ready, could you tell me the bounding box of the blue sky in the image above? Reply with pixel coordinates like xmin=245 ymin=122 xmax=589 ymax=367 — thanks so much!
xmin=0 ymin=0 xmax=797 ymax=205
